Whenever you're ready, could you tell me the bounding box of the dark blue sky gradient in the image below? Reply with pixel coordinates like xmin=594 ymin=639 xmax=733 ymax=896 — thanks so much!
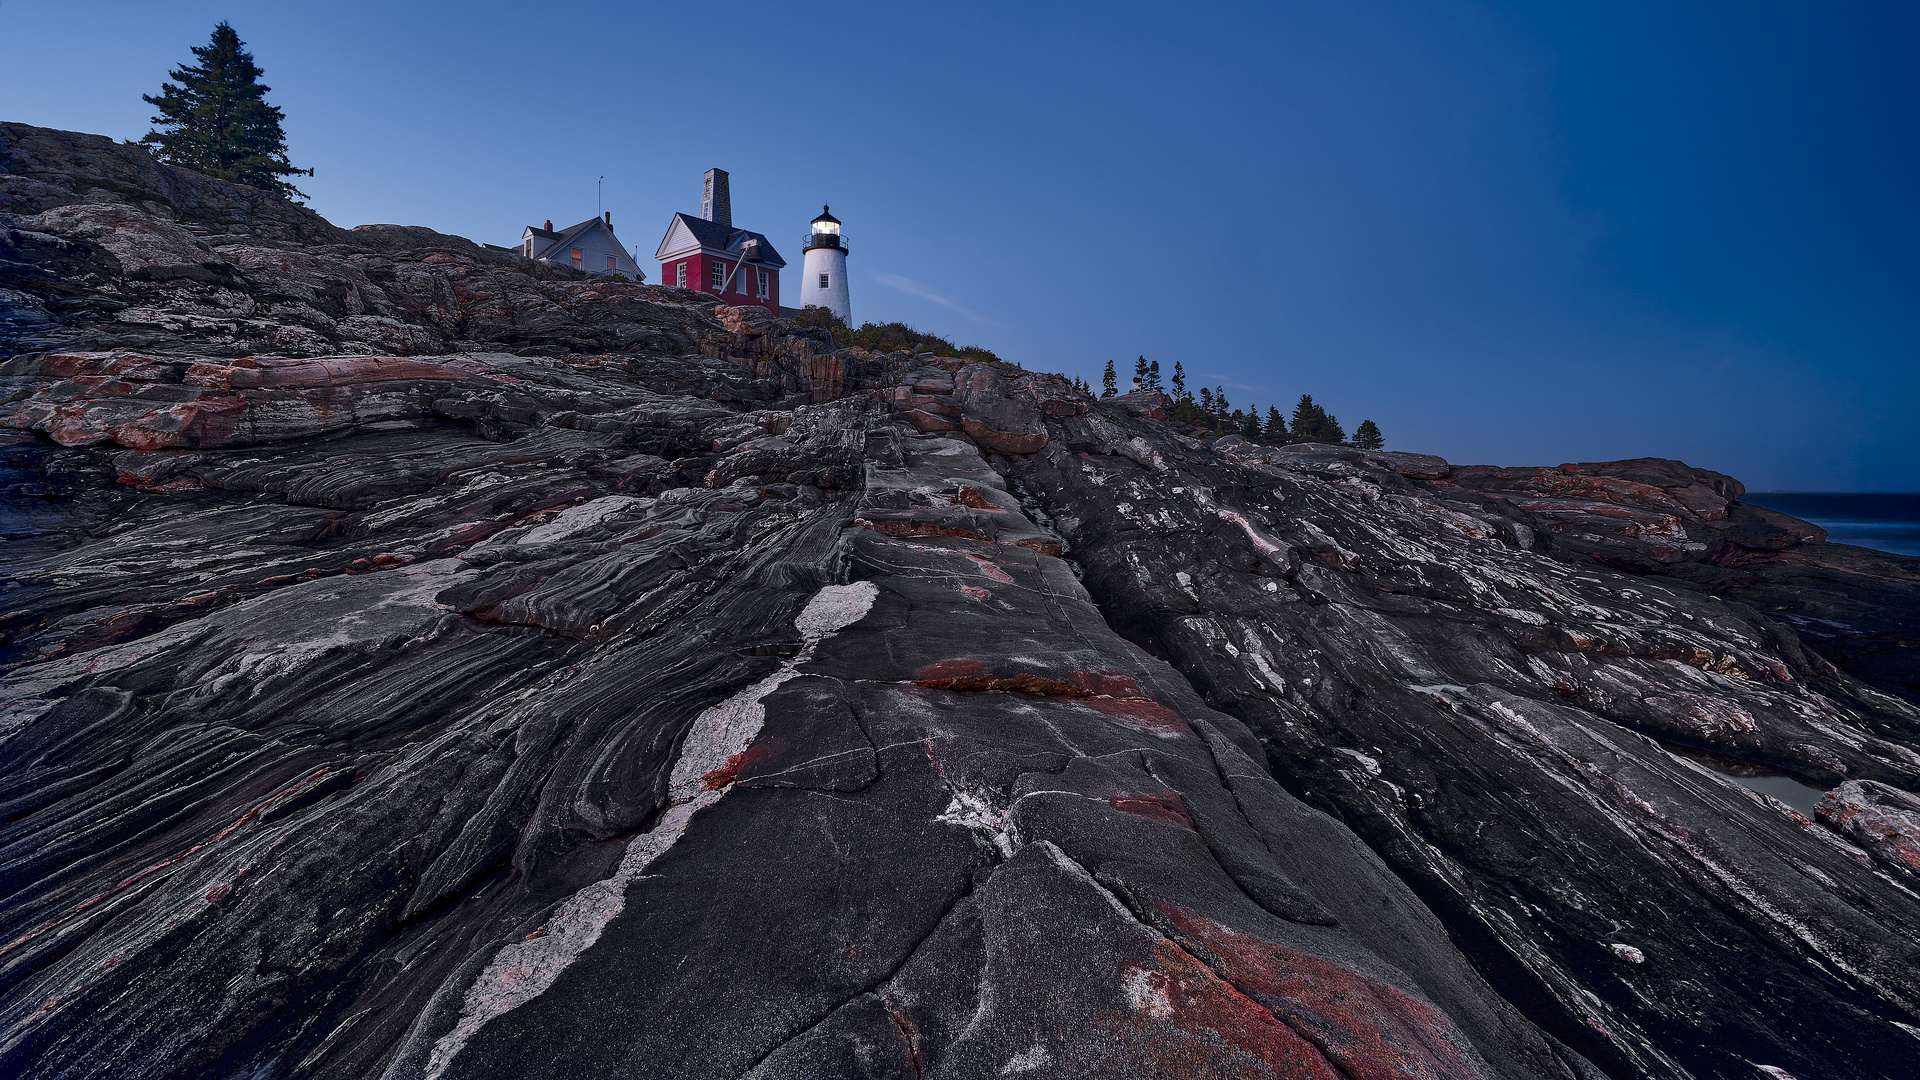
xmin=4 ymin=2 xmax=1914 ymax=489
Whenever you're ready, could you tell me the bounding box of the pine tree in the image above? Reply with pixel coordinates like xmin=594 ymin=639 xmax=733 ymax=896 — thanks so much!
xmin=1170 ymin=361 xmax=1188 ymax=402
xmin=1352 ymin=419 xmax=1384 ymax=450
xmin=1198 ymin=386 xmax=1214 ymax=413
xmin=1290 ymin=395 xmax=1323 ymax=443
xmin=1265 ymin=406 xmax=1287 ymax=442
xmin=142 ymin=23 xmax=312 ymax=199
xmin=1145 ymin=360 xmax=1163 ymax=394
xmin=1322 ymin=411 xmax=1347 ymax=445
xmin=1132 ymin=356 xmax=1150 ymax=393
xmin=1100 ymin=359 xmax=1117 ymax=397
xmin=1215 ymin=388 xmax=1230 ymax=418
xmin=1240 ymin=410 xmax=1263 ymax=439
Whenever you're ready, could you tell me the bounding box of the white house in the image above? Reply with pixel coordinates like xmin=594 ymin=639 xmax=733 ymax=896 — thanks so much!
xmin=519 ymin=214 xmax=645 ymax=278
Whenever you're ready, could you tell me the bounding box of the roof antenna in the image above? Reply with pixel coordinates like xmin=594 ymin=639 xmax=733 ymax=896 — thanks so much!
xmin=597 ymin=176 xmax=603 ymax=219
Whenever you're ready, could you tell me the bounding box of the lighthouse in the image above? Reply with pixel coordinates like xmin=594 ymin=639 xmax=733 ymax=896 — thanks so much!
xmin=798 ymin=206 xmax=850 ymax=323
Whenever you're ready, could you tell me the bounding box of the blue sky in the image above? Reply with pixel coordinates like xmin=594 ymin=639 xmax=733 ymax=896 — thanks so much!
xmin=3 ymin=1 xmax=1915 ymax=490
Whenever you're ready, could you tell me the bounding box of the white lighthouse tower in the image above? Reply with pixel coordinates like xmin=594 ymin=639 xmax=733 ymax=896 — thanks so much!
xmin=798 ymin=206 xmax=850 ymax=323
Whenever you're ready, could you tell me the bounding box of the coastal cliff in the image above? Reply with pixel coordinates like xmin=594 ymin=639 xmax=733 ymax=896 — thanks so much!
xmin=5 ymin=122 xmax=1920 ymax=1080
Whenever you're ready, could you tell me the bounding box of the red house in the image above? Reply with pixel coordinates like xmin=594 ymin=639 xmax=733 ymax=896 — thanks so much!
xmin=654 ymin=168 xmax=786 ymax=313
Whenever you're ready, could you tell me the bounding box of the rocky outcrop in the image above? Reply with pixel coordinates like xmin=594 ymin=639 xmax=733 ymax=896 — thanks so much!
xmin=5 ymin=124 xmax=1920 ymax=1080
xmin=1427 ymin=456 xmax=1920 ymax=706
xmin=0 ymin=121 xmax=848 ymax=367
xmin=1818 ymin=780 xmax=1920 ymax=874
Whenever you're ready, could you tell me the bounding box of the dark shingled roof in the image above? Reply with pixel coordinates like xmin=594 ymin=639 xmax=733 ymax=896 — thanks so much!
xmin=661 ymin=212 xmax=787 ymax=267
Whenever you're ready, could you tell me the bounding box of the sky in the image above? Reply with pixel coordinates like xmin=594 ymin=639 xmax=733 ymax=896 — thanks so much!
xmin=2 ymin=1 xmax=1915 ymax=490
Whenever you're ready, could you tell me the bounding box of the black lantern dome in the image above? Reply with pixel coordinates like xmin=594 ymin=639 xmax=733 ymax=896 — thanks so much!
xmin=804 ymin=205 xmax=846 ymax=252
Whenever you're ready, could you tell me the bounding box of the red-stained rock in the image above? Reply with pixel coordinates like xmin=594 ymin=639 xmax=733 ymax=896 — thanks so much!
xmin=1117 ymin=939 xmax=1348 ymax=1079
xmin=855 ymin=518 xmax=994 ymax=544
xmin=961 ymin=416 xmax=1048 ymax=455
xmin=1817 ymin=780 xmax=1920 ymax=874
xmin=1158 ymin=902 xmax=1487 ymax=1080
xmin=904 ymin=408 xmax=961 ymax=432
xmin=953 ymin=363 xmax=1049 ymax=455
xmin=1110 ymin=390 xmax=1170 ymax=420
xmin=1107 ymin=792 xmax=1196 ymax=830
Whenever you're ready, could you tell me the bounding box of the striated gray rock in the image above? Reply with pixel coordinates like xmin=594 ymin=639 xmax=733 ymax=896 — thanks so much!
xmin=5 ymin=124 xmax=1920 ymax=1080
xmin=1818 ymin=780 xmax=1920 ymax=875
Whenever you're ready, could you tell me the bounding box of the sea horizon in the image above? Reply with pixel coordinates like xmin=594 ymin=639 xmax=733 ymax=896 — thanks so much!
xmin=1745 ymin=491 xmax=1920 ymax=557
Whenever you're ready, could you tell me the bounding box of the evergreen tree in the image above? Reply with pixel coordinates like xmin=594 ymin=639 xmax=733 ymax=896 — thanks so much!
xmin=1101 ymin=359 xmax=1117 ymax=397
xmin=142 ymin=23 xmax=312 ymax=199
xmin=1290 ymin=395 xmax=1326 ymax=443
xmin=1132 ymin=355 xmax=1150 ymax=393
xmin=1145 ymin=360 xmax=1163 ymax=393
xmin=1170 ymin=361 xmax=1188 ymax=401
xmin=1322 ymin=411 xmax=1347 ymax=445
xmin=1240 ymin=410 xmax=1263 ymax=439
xmin=1352 ymin=419 xmax=1384 ymax=450
xmin=1265 ymin=406 xmax=1287 ymax=442
xmin=1215 ymin=388 xmax=1230 ymax=416
xmin=1198 ymin=386 xmax=1214 ymax=414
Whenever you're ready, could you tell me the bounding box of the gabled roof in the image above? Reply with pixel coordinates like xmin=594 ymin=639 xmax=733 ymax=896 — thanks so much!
xmin=530 ymin=217 xmax=618 ymax=261
xmin=655 ymin=212 xmax=786 ymax=267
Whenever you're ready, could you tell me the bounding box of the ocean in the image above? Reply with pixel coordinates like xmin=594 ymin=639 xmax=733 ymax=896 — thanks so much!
xmin=1744 ymin=492 xmax=1920 ymax=558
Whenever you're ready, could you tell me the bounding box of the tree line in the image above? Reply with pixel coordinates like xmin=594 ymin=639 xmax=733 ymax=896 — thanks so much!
xmin=1074 ymin=357 xmax=1383 ymax=450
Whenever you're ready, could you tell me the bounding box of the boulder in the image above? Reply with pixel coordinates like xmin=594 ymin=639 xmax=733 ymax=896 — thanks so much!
xmin=1818 ymin=780 xmax=1920 ymax=874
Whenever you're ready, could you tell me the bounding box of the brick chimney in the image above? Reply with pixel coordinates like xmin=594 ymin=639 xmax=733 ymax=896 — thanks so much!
xmin=701 ymin=168 xmax=730 ymax=227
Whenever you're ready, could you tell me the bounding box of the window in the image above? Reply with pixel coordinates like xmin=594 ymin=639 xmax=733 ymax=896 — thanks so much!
xmin=712 ymin=261 xmax=727 ymax=290
xmin=571 ymin=249 xmax=583 ymax=269
xmin=676 ymin=262 xmax=687 ymax=288
xmin=523 ymin=239 xmax=533 ymax=257
xmin=756 ymin=269 xmax=769 ymax=298
xmin=607 ymin=255 xmax=617 ymax=271
xmin=819 ymin=273 xmax=830 ymax=289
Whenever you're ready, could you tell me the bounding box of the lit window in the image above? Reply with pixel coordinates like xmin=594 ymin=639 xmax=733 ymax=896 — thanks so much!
xmin=819 ymin=273 xmax=830 ymax=289
xmin=607 ymin=255 xmax=617 ymax=271
xmin=571 ymin=249 xmax=583 ymax=269
xmin=676 ymin=262 xmax=687 ymax=287
xmin=712 ymin=261 xmax=726 ymax=290
xmin=757 ymin=269 xmax=769 ymax=298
